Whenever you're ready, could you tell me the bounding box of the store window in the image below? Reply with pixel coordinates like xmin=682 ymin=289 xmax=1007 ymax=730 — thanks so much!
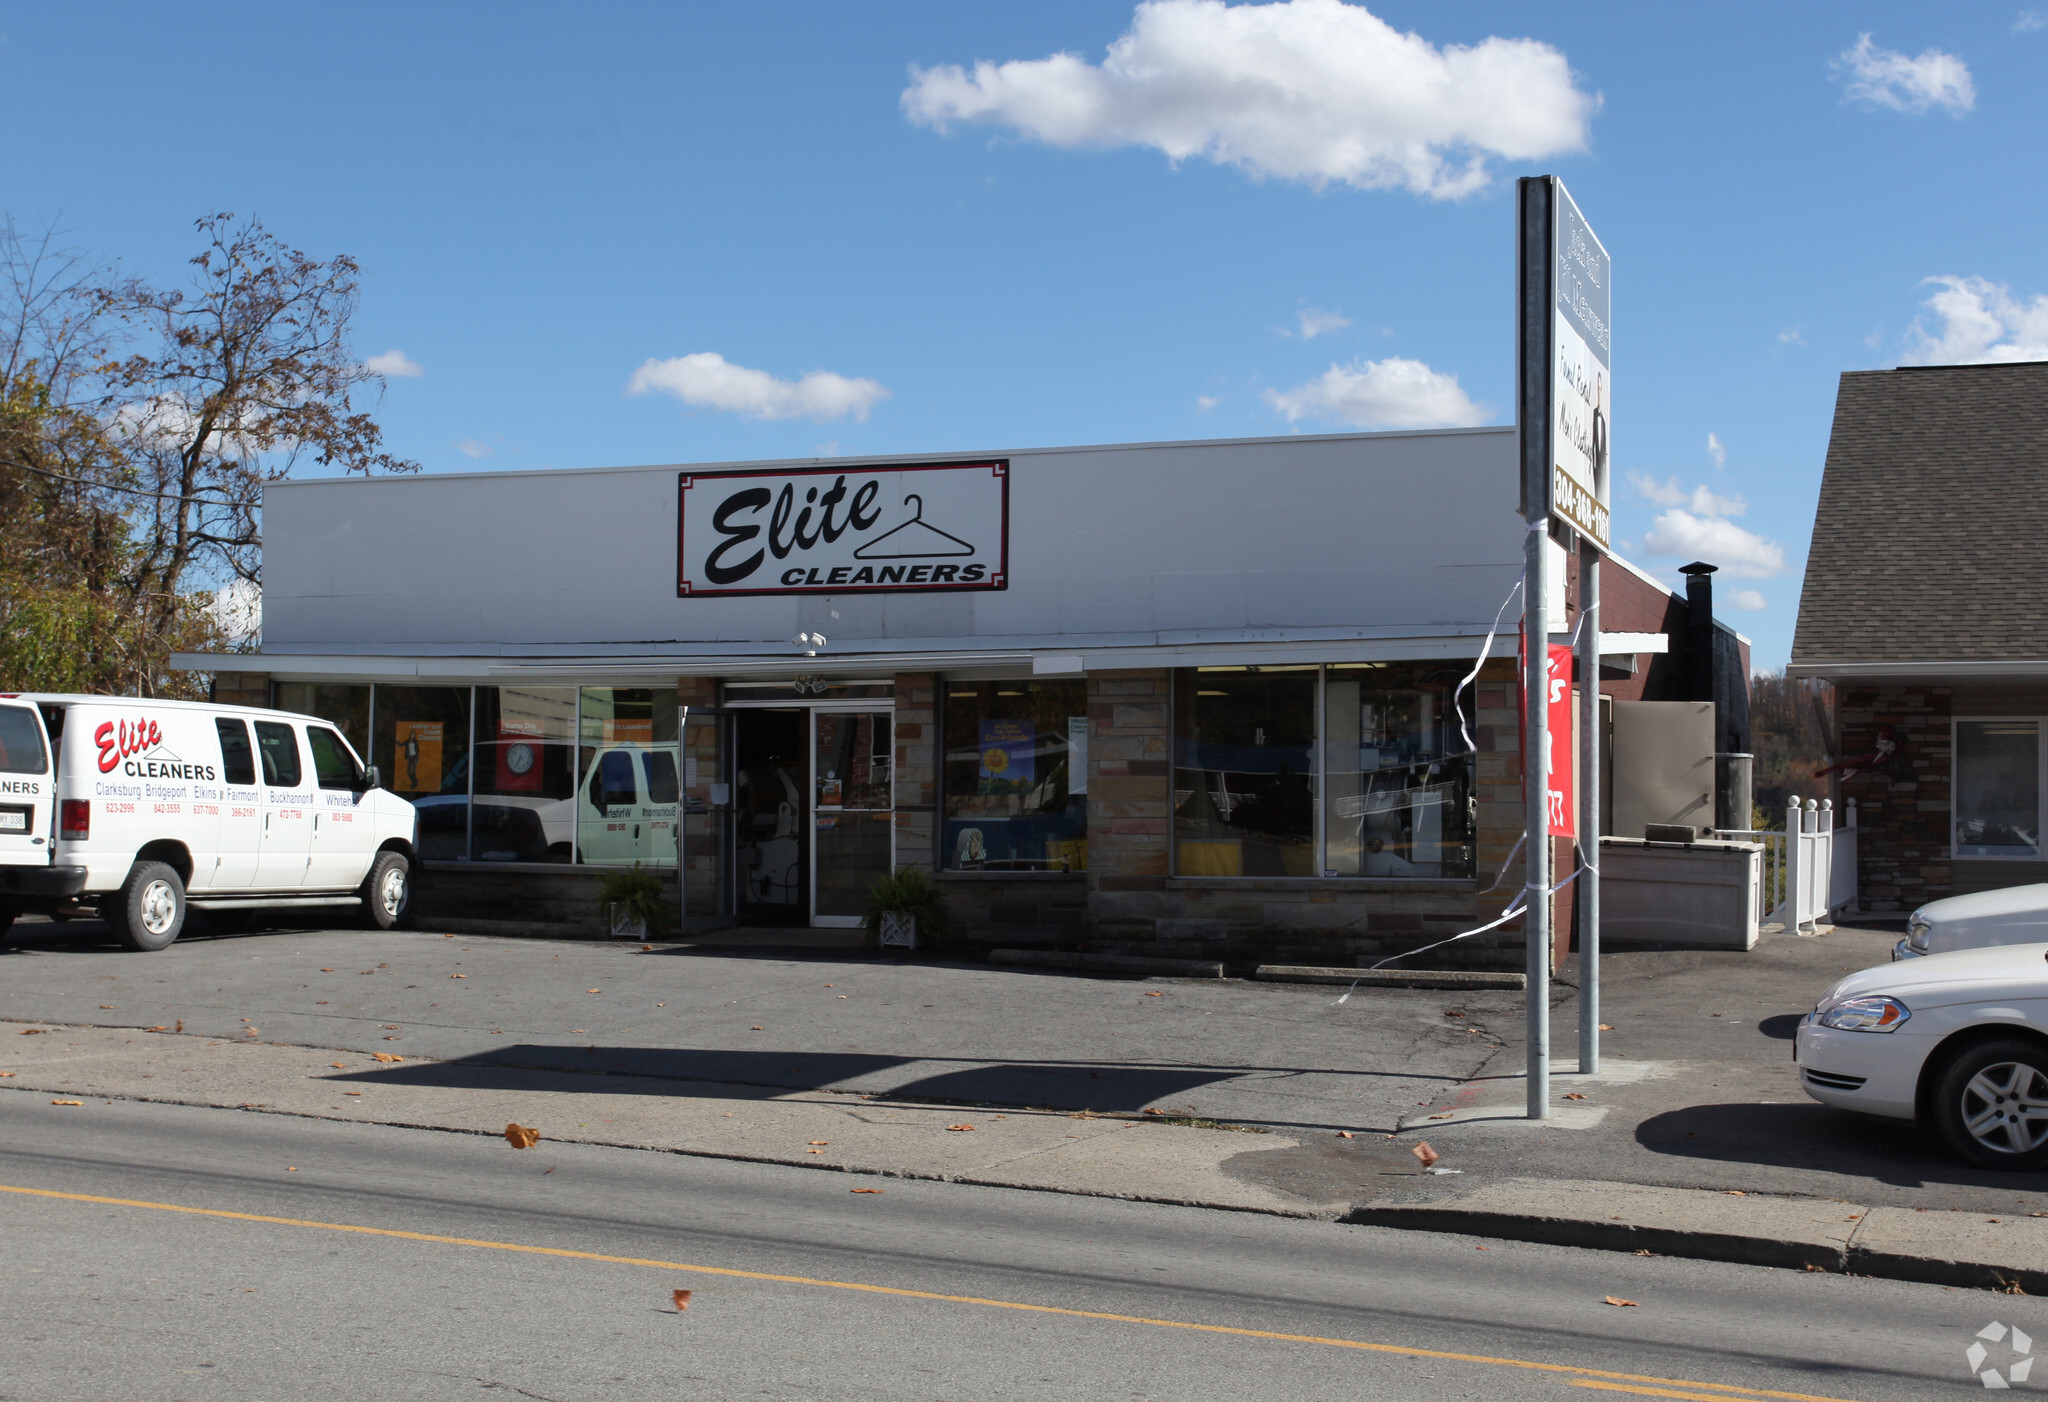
xmin=1172 ymin=664 xmax=1475 ymax=880
xmin=373 ymin=686 xmax=473 ymax=861
xmin=473 ymin=686 xmax=577 ymax=863
xmin=577 ymin=687 xmax=680 ymax=867
xmin=273 ymin=683 xmax=369 ymax=757
xmin=942 ymin=679 xmax=1088 ymax=871
xmin=1173 ymin=668 xmax=1317 ymax=876
xmin=1324 ymin=663 xmax=1475 ymax=878
xmin=1955 ymin=720 xmax=2041 ymax=859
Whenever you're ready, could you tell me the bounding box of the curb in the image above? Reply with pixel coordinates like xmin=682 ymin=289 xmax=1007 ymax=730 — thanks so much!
xmin=988 ymin=949 xmax=1226 ymax=979
xmin=1256 ymin=966 xmax=1528 ymax=991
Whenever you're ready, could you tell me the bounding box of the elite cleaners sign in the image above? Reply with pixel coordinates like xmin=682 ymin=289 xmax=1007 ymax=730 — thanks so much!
xmin=677 ymin=460 xmax=1008 ymax=597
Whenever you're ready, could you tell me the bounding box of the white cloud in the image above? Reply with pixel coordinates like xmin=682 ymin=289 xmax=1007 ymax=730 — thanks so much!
xmin=2016 ymin=11 xmax=2046 ymax=33
xmin=902 ymin=0 xmax=1597 ymax=200
xmin=1195 ymin=394 xmax=1223 ymax=412
xmin=626 ymin=352 xmax=891 ymax=422
xmin=1263 ymin=355 xmax=1486 ymax=428
xmin=1297 ymin=306 xmax=1351 ymax=339
xmin=1727 ymin=589 xmax=1768 ymax=612
xmin=1642 ymin=510 xmax=1785 ymax=579
xmin=1705 ymin=432 xmax=1726 ymax=469
xmin=364 ymin=349 xmax=424 ymax=377
xmin=455 ymin=438 xmax=493 ymax=460
xmin=1906 ymin=275 xmax=2048 ymax=363
xmin=210 ymin=579 xmax=262 ymax=644
xmin=1777 ymin=326 xmax=1805 ymax=346
xmin=1628 ymin=471 xmax=1745 ymax=518
xmin=1833 ymin=34 xmax=1974 ymax=115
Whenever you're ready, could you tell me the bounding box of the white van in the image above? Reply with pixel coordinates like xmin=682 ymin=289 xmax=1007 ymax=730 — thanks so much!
xmin=0 ymin=694 xmax=418 ymax=951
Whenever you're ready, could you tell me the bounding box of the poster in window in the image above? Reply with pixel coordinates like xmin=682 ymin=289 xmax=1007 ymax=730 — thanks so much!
xmin=978 ymin=719 xmax=1034 ymax=793
xmin=394 ymin=720 xmax=443 ymax=795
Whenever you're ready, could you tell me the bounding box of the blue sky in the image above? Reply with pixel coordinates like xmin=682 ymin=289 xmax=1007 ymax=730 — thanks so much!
xmin=3 ymin=2 xmax=2041 ymax=669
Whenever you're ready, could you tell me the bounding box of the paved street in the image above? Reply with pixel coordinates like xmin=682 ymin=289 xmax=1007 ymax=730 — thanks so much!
xmin=0 ymin=1091 xmax=2017 ymax=1402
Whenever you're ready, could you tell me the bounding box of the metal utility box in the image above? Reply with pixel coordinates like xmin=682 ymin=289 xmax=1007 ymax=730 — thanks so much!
xmin=1599 ymin=837 xmax=1763 ymax=949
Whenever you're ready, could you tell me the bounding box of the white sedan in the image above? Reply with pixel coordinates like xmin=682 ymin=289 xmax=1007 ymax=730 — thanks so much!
xmin=1894 ymin=883 xmax=2048 ymax=960
xmin=1797 ymin=943 xmax=2048 ymax=1169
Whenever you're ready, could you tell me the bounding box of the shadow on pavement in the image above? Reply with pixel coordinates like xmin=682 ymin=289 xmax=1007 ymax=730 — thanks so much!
xmin=1633 ymin=1101 xmax=2021 ymax=1190
xmin=337 ymin=1043 xmax=1246 ymax=1112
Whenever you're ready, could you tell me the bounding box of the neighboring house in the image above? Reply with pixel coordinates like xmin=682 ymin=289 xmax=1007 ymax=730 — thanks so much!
xmin=1789 ymin=361 xmax=2048 ymax=912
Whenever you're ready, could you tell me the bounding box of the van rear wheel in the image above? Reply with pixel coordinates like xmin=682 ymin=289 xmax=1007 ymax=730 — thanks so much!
xmin=360 ymin=851 xmax=411 ymax=930
xmin=112 ymin=861 xmax=186 ymax=952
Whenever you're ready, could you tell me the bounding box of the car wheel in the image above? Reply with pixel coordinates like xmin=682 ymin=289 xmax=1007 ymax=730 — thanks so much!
xmin=1932 ymin=1039 xmax=2048 ymax=1170
xmin=360 ymin=851 xmax=411 ymax=930
xmin=112 ymin=861 xmax=186 ymax=952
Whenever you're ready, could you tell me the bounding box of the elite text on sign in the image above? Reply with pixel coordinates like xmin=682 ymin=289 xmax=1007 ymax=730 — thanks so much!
xmin=677 ymin=460 xmax=1009 ymax=597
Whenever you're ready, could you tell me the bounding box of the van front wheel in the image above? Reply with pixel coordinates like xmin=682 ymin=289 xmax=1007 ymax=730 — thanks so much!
xmin=113 ymin=862 xmax=186 ymax=952
xmin=360 ymin=851 xmax=411 ymax=930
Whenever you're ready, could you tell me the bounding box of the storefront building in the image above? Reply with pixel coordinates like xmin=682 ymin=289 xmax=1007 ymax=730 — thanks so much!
xmin=177 ymin=428 xmax=1705 ymax=966
xmin=1790 ymin=361 xmax=2048 ymax=913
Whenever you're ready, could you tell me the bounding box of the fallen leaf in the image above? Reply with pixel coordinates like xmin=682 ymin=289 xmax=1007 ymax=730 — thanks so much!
xmin=1476 ymin=1245 xmax=1489 ymax=1251
xmin=1726 ymin=1190 xmax=1746 ymax=1197
xmin=642 ymin=945 xmax=653 ymax=952
xmin=1411 ymin=1141 xmax=1441 ymax=1169
xmin=824 ymin=984 xmax=834 ymax=988
xmin=382 ymin=1036 xmax=401 ymax=1041
xmin=1804 ymin=1262 xmax=1825 ymax=1272
xmin=750 ymin=1025 xmax=763 ymax=1031
xmin=146 ymin=1025 xmax=168 ymax=1032
xmin=806 ymin=1149 xmax=824 ymax=1154
xmin=371 ymin=1053 xmax=403 ymax=1063
xmin=320 ymin=968 xmax=334 ymax=972
xmin=838 ymin=995 xmax=847 ymax=999
xmin=19 ymin=1029 xmax=44 ymax=1036
xmin=1634 ymin=1249 xmax=1655 ymax=1257
xmin=0 ymin=1072 xmax=13 ymax=1078
xmin=505 ymin=1123 xmax=542 ymax=1149
xmin=808 ymin=1141 xmax=829 ymax=1146
xmin=244 ymin=1028 xmax=259 ymax=1037
xmin=443 ymin=934 xmax=455 ymax=939
xmin=569 ymin=1029 xmax=586 ymax=1035
xmin=450 ymin=973 xmax=467 ymax=979
xmin=587 ymin=989 xmax=601 ymax=994
xmin=672 ymin=1289 xmax=691 ymax=1311
xmin=51 ymin=1099 xmax=82 ymax=1106
xmin=286 ymin=1166 xmax=297 ymax=1172
xmin=1599 ymin=1023 xmax=1614 ymax=1031
xmin=1563 ymin=1093 xmax=1588 ymax=1101
xmin=330 ymin=1062 xmax=347 ymax=1070
xmin=1337 ymin=1131 xmax=1355 ymax=1139
xmin=1603 ymin=1296 xmax=1639 ymax=1308
xmin=1141 ymin=1108 xmax=1163 ymax=1116
xmin=1144 ymin=991 xmax=1164 ymax=997
xmin=174 ymin=1020 xmax=183 ymax=1033
xmin=344 ymin=1091 xmax=362 ymax=1097
xmin=946 ymin=1124 xmax=976 ymax=1132
xmin=851 ymin=1188 xmax=884 ymax=1194
xmin=99 ymin=1005 xmax=115 ymax=1010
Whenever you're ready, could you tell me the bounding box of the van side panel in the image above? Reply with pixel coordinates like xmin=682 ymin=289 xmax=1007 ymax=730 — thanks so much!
xmin=55 ymin=703 xmax=226 ymax=891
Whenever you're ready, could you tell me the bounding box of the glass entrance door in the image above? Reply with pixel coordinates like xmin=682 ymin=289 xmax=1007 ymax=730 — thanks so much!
xmin=810 ymin=709 xmax=894 ymax=926
xmin=733 ymin=708 xmax=808 ymax=923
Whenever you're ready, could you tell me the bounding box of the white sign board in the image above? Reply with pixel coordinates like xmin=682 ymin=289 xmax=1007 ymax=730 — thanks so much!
xmin=1550 ymin=181 xmax=1611 ymax=546
xmin=677 ymin=459 xmax=1009 ymax=597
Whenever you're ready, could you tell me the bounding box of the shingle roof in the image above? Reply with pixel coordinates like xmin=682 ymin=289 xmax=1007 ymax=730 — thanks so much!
xmin=1791 ymin=362 xmax=2048 ymax=664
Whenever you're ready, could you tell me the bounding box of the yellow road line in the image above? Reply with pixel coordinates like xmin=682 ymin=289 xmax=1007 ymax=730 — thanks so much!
xmin=0 ymin=1182 xmax=1860 ymax=1402
xmin=1573 ymin=1382 xmax=1776 ymax=1402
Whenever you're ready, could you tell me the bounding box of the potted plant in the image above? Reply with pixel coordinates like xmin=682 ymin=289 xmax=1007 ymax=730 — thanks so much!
xmin=597 ymin=864 xmax=670 ymax=940
xmin=860 ymin=865 xmax=952 ymax=952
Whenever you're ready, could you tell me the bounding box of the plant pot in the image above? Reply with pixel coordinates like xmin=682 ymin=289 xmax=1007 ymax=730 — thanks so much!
xmin=608 ymin=903 xmax=649 ymax=940
xmin=878 ymin=911 xmax=917 ymax=950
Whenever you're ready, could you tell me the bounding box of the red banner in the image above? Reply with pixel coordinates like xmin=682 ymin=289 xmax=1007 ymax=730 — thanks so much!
xmin=1518 ymin=640 xmax=1576 ymax=839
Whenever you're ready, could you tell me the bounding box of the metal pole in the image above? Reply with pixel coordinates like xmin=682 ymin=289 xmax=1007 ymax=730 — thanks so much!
xmin=1517 ymin=175 xmax=1553 ymax=1122
xmin=1577 ymin=539 xmax=1601 ymax=1074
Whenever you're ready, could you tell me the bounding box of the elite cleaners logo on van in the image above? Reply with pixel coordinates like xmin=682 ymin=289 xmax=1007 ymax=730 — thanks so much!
xmin=677 ymin=459 xmax=1008 ymax=598
xmin=96 ymin=718 xmax=218 ymax=781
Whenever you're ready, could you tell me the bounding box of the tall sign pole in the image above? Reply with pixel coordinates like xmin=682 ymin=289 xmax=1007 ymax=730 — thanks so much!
xmin=1518 ymin=174 xmax=1611 ymax=1117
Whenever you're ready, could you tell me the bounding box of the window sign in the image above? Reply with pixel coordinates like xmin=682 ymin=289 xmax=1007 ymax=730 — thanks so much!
xmin=943 ymin=680 xmax=1087 ymax=872
xmin=678 ymin=460 xmax=1008 ymax=597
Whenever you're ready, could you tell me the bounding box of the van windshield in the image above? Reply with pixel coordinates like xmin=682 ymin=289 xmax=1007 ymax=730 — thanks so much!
xmin=0 ymin=705 xmax=48 ymax=775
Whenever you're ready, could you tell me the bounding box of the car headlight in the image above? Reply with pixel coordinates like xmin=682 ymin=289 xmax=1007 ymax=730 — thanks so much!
xmin=1816 ymin=995 xmax=1912 ymax=1032
xmin=1906 ymin=913 xmax=1931 ymax=951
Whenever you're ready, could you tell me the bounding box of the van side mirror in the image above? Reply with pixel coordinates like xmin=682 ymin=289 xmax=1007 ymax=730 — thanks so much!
xmin=360 ymin=765 xmax=381 ymax=791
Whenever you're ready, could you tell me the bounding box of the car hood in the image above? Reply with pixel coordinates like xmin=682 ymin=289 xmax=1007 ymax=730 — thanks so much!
xmin=1823 ymin=942 xmax=2048 ymax=1008
xmin=1916 ymin=883 xmax=2048 ymax=928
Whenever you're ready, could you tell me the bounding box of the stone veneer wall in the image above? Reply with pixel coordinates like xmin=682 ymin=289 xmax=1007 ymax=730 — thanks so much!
xmin=211 ymin=671 xmax=271 ymax=708
xmin=1837 ymin=684 xmax=1953 ymax=912
xmin=893 ymin=672 xmax=938 ymax=875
